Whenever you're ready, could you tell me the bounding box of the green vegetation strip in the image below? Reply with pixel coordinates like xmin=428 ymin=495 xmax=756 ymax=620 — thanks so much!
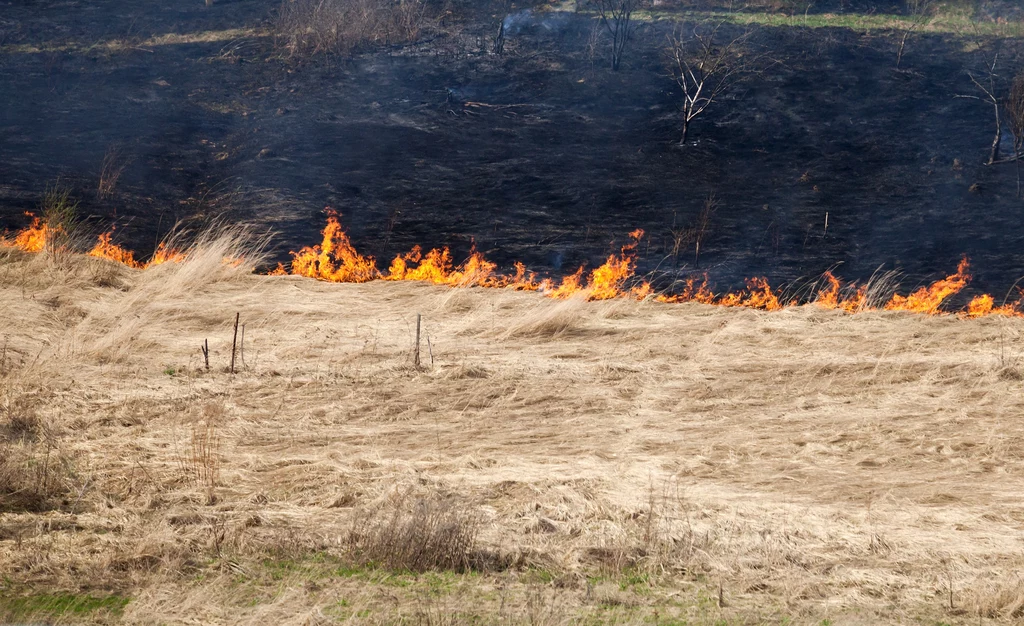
xmin=0 ymin=592 xmax=130 ymax=621
xmin=658 ymin=9 xmax=1024 ymax=36
xmin=544 ymin=1 xmax=1024 ymax=37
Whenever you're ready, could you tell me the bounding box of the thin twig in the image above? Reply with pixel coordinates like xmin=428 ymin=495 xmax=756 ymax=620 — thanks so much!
xmin=230 ymin=313 xmax=239 ymax=374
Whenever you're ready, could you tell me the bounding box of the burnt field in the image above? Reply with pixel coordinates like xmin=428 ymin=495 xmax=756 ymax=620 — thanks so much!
xmin=9 ymin=3 xmax=1024 ymax=624
xmin=2 ymin=0 xmax=1024 ymax=297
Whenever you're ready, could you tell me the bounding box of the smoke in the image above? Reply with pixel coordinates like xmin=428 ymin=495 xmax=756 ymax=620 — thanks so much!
xmin=502 ymin=9 xmax=574 ymax=36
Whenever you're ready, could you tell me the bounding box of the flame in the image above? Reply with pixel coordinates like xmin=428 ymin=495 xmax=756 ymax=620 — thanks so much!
xmin=508 ymin=261 xmax=540 ymax=291
xmin=88 ymin=230 xmax=141 ymax=268
xmin=288 ymin=214 xmax=379 ymax=282
xmin=88 ymin=229 xmax=187 ymax=269
xmin=541 ymin=266 xmax=585 ymax=299
xmin=965 ymin=293 xmax=1022 ymax=318
xmin=148 ymin=242 xmax=186 ymax=267
xmin=656 ymin=274 xmax=717 ymax=304
xmin=717 ymin=277 xmax=783 ymax=311
xmin=541 ymin=229 xmax=651 ymax=301
xmin=386 ymin=245 xmax=500 ymax=287
xmin=4 ymin=212 xmax=1024 ymax=320
xmin=885 ymin=257 xmax=970 ymax=314
xmin=2 ymin=213 xmax=55 ymax=252
xmin=814 ymin=271 xmax=866 ymax=312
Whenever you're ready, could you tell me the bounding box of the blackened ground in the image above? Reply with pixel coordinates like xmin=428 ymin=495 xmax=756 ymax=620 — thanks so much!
xmin=3 ymin=0 xmax=1024 ymax=303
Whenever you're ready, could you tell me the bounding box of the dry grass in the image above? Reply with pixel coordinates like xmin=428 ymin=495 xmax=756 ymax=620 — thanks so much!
xmin=2 ymin=240 xmax=1024 ymax=623
xmin=349 ymin=491 xmax=483 ymax=572
xmin=274 ymin=0 xmax=433 ymax=59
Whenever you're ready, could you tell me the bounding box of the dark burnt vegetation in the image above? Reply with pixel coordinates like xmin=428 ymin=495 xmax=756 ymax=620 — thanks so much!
xmin=6 ymin=0 xmax=1024 ymax=297
xmin=273 ymin=0 xmax=439 ymax=59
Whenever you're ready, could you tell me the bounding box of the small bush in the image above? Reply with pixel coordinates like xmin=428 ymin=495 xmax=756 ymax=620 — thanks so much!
xmin=0 ymin=436 xmax=75 ymax=512
xmin=349 ymin=493 xmax=482 ymax=572
xmin=275 ymin=0 xmax=431 ymax=59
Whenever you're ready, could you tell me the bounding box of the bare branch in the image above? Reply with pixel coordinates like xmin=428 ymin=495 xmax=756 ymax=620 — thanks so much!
xmin=580 ymin=0 xmax=649 ymax=71
xmin=667 ymin=23 xmax=760 ymax=146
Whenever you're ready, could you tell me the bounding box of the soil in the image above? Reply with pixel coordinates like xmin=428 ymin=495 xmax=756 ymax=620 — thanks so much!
xmin=3 ymin=0 xmax=1024 ymax=301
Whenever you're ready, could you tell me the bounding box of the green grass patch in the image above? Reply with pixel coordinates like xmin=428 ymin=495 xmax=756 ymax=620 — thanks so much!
xmin=557 ymin=3 xmax=1024 ymax=38
xmin=0 ymin=592 xmax=130 ymax=622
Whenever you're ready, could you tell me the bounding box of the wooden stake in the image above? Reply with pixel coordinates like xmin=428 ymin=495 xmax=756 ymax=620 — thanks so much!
xmin=201 ymin=339 xmax=209 ymax=371
xmin=240 ymin=324 xmax=246 ymax=370
xmin=414 ymin=313 xmax=422 ymax=367
xmin=230 ymin=313 xmax=239 ymax=374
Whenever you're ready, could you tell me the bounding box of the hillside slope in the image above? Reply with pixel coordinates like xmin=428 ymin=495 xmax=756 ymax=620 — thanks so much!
xmin=4 ymin=1 xmax=1024 ymax=295
xmin=2 ymin=249 xmax=1024 ymax=624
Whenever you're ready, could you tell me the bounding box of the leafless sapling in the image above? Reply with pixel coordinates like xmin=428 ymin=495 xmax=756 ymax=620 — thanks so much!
xmin=493 ymin=0 xmax=513 ymax=55
xmin=668 ymin=23 xmax=753 ymax=146
xmin=895 ymin=0 xmax=934 ymax=70
xmin=955 ymin=38 xmax=1005 ymax=166
xmin=580 ymin=0 xmax=649 ymax=71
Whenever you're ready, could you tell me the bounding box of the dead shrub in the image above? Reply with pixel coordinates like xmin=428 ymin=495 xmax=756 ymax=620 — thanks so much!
xmin=0 ymin=429 xmax=75 ymax=512
xmin=97 ymin=145 xmax=130 ymax=200
xmin=1 ymin=377 xmax=40 ymax=442
xmin=275 ymin=0 xmax=431 ymax=59
xmin=174 ymin=402 xmax=223 ymax=493
xmin=42 ymin=185 xmax=85 ymax=253
xmin=349 ymin=492 xmax=482 ymax=572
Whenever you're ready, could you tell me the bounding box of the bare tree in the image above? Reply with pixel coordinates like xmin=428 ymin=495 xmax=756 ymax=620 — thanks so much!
xmin=955 ymin=39 xmax=1004 ymax=166
xmin=668 ymin=23 xmax=752 ymax=146
xmin=1004 ymin=70 xmax=1024 ymax=196
xmin=580 ymin=0 xmax=648 ymax=71
xmin=895 ymin=0 xmax=934 ymax=70
xmin=493 ymin=0 xmax=513 ymax=55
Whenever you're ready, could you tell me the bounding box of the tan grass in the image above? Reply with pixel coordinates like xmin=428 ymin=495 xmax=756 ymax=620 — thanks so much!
xmin=2 ymin=243 xmax=1024 ymax=623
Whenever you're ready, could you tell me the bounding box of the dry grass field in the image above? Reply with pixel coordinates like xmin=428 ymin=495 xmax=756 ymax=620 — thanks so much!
xmin=3 ymin=241 xmax=1024 ymax=625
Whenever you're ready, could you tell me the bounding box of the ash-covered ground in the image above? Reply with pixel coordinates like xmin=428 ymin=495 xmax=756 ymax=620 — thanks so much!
xmin=3 ymin=0 xmax=1024 ymax=300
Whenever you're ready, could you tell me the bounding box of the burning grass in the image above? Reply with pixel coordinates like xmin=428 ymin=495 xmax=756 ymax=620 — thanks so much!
xmin=6 ymin=210 xmax=1024 ymax=319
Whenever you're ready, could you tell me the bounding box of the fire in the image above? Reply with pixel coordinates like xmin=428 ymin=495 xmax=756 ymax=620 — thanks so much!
xmin=149 ymin=242 xmax=186 ymax=267
xmin=965 ymin=293 xmax=1022 ymax=318
xmin=541 ymin=229 xmax=652 ymax=301
xmin=656 ymin=275 xmax=716 ymax=304
xmin=717 ymin=277 xmax=783 ymax=311
xmin=4 ymin=211 xmax=1024 ymax=319
xmin=1 ymin=213 xmax=55 ymax=253
xmin=885 ymin=257 xmax=970 ymax=314
xmin=89 ymin=230 xmax=141 ymax=268
xmin=386 ymin=245 xmax=500 ymax=287
xmin=814 ymin=271 xmax=865 ymax=313
xmin=87 ymin=229 xmax=186 ymax=269
xmin=289 ymin=214 xmax=379 ymax=283
xmin=270 ymin=217 xmax=1023 ymax=317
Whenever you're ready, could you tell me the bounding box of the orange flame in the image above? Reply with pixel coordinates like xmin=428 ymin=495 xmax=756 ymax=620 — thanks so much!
xmin=815 ymin=271 xmax=865 ymax=313
xmin=5 ymin=212 xmax=1024 ymax=319
xmin=88 ymin=230 xmax=141 ymax=268
xmin=148 ymin=242 xmax=186 ymax=267
xmin=885 ymin=257 xmax=970 ymax=314
xmin=386 ymin=245 xmax=500 ymax=287
xmin=656 ymin=274 xmax=716 ymax=304
xmin=288 ymin=214 xmax=379 ymax=283
xmin=965 ymin=293 xmax=1022 ymax=318
xmin=2 ymin=213 xmax=54 ymax=252
xmin=541 ymin=229 xmax=651 ymax=301
xmin=717 ymin=277 xmax=783 ymax=311
xmin=87 ymin=229 xmax=187 ymax=269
